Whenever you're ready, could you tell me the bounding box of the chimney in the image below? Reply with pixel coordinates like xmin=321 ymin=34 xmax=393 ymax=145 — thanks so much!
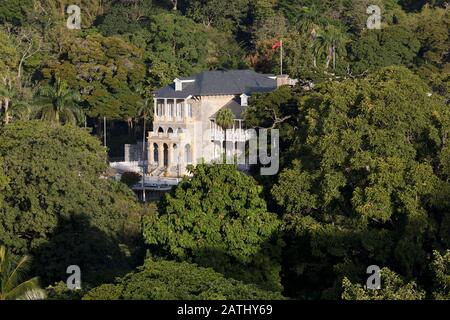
xmin=240 ymin=93 xmax=249 ymax=107
xmin=276 ymin=75 xmax=298 ymax=87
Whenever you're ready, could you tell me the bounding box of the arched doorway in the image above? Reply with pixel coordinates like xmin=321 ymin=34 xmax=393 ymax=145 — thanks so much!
xmin=163 ymin=143 xmax=169 ymax=167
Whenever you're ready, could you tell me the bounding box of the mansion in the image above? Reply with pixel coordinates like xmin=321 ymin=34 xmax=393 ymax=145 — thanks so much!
xmin=147 ymin=70 xmax=297 ymax=177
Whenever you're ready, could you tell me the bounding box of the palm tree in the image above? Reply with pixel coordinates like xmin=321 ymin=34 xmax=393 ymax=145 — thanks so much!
xmin=312 ymin=25 xmax=348 ymax=70
xmin=137 ymin=97 xmax=153 ymax=151
xmin=37 ymin=77 xmax=83 ymax=125
xmin=298 ymin=5 xmax=326 ymax=38
xmin=0 ymin=245 xmax=46 ymax=300
xmin=298 ymin=5 xmax=327 ymax=67
xmin=215 ymin=108 xmax=235 ymax=160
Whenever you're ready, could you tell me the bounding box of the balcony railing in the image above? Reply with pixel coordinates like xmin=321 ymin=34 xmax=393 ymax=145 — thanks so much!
xmin=211 ymin=129 xmax=248 ymax=142
xmin=148 ymin=131 xmax=181 ymax=140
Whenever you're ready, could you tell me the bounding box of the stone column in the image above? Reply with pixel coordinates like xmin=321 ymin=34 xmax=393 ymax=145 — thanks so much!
xmin=178 ymin=145 xmax=185 ymax=176
xmin=148 ymin=143 xmax=154 ymax=169
xmin=157 ymin=142 xmax=163 ymax=168
xmin=164 ymin=99 xmax=168 ymax=121
xmin=168 ymin=143 xmax=173 ymax=171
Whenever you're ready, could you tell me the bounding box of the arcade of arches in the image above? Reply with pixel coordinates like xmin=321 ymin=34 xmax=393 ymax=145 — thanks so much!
xmin=148 ymin=142 xmax=192 ymax=171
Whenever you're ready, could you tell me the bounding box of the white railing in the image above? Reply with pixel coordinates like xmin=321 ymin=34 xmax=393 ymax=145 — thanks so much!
xmin=211 ymin=129 xmax=248 ymax=142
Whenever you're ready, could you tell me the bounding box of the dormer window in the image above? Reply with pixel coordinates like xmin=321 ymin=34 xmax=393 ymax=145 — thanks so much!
xmin=174 ymin=78 xmax=195 ymax=92
xmin=240 ymin=93 xmax=249 ymax=107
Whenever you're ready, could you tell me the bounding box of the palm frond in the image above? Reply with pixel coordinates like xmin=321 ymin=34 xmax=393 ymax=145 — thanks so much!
xmin=5 ymin=277 xmax=44 ymax=300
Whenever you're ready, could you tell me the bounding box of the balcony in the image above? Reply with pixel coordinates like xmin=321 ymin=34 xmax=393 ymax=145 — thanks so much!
xmin=148 ymin=131 xmax=181 ymax=141
xmin=211 ymin=129 xmax=248 ymax=142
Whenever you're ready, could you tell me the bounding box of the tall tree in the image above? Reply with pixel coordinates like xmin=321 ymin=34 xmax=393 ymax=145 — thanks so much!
xmin=0 ymin=121 xmax=143 ymax=286
xmin=142 ymin=164 xmax=282 ymax=291
xmin=312 ymin=25 xmax=348 ymax=70
xmin=249 ymin=66 xmax=450 ymax=298
xmin=37 ymin=77 xmax=82 ymax=125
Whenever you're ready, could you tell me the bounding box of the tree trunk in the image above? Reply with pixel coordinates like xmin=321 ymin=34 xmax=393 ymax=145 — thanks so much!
xmin=332 ymin=43 xmax=336 ymax=70
xmin=4 ymin=99 xmax=10 ymax=124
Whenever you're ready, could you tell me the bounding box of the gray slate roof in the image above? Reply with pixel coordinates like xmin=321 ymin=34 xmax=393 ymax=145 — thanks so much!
xmin=154 ymin=70 xmax=277 ymax=98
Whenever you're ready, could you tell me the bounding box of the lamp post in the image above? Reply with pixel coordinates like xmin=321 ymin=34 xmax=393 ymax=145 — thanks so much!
xmin=141 ymin=130 xmax=147 ymax=203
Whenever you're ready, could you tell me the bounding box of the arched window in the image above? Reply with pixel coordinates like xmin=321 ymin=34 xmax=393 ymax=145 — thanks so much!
xmin=153 ymin=143 xmax=159 ymax=163
xmin=168 ymin=127 xmax=174 ymax=134
xmin=158 ymin=127 xmax=164 ymax=133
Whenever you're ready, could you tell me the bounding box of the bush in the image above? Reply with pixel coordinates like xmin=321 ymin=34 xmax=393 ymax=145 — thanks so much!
xmin=120 ymin=171 xmax=141 ymax=187
xmin=83 ymin=259 xmax=285 ymax=300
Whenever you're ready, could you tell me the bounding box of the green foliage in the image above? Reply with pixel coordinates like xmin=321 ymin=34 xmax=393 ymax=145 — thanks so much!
xmin=0 ymin=0 xmax=449 ymax=301
xmin=97 ymin=0 xmax=154 ymax=36
xmin=430 ymin=250 xmax=450 ymax=299
xmin=414 ymin=5 xmax=450 ymax=67
xmin=45 ymin=281 xmax=84 ymax=300
xmin=342 ymin=267 xmax=425 ymax=300
xmin=182 ymin=0 xmax=250 ymax=33
xmin=0 ymin=0 xmax=33 ymax=26
xmin=146 ymin=13 xmax=210 ymax=87
xmin=41 ymin=33 xmax=146 ymax=120
xmin=120 ymin=171 xmax=141 ymax=187
xmin=83 ymin=259 xmax=284 ymax=300
xmin=36 ymin=77 xmax=83 ymax=125
xmin=0 ymin=121 xmax=143 ymax=286
xmin=0 ymin=30 xmax=19 ymax=74
xmin=349 ymin=26 xmax=421 ymax=74
xmin=0 ymin=245 xmax=46 ymax=300
xmin=215 ymin=108 xmax=235 ymax=129
xmin=260 ymin=66 xmax=450 ymax=298
xmin=142 ymin=164 xmax=283 ymax=291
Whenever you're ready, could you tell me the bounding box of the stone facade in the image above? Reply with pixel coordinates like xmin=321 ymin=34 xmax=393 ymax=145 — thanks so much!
xmin=147 ymin=70 xmax=297 ymax=177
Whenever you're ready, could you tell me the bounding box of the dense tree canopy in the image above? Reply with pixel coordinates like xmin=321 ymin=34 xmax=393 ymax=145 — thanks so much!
xmin=142 ymin=164 xmax=283 ymax=291
xmin=246 ymin=66 xmax=450 ymax=298
xmin=41 ymin=33 xmax=146 ymax=121
xmin=83 ymin=259 xmax=284 ymax=300
xmin=0 ymin=0 xmax=449 ymax=301
xmin=0 ymin=121 xmax=143 ymax=286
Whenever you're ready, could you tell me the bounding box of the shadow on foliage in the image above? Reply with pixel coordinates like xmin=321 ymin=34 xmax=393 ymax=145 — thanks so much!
xmin=31 ymin=214 xmax=142 ymax=289
xmin=164 ymin=233 xmax=284 ymax=294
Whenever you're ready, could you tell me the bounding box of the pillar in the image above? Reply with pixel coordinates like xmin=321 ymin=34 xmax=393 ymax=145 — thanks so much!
xmin=148 ymin=143 xmax=154 ymax=167
xmin=168 ymin=143 xmax=173 ymax=171
xmin=158 ymin=142 xmax=163 ymax=167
